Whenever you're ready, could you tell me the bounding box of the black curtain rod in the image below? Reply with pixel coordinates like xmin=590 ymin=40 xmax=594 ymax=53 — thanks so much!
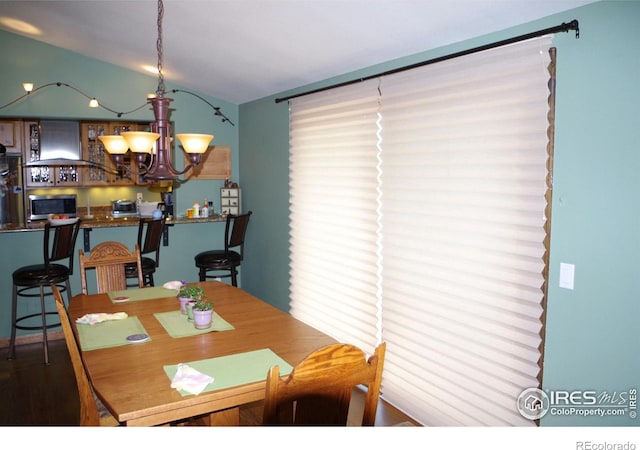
xmin=275 ymin=19 xmax=579 ymax=104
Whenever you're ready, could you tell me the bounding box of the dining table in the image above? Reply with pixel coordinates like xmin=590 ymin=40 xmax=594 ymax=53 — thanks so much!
xmin=68 ymin=281 xmax=337 ymax=426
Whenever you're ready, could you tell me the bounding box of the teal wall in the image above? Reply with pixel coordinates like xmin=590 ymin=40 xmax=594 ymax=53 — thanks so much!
xmin=239 ymin=1 xmax=639 ymax=426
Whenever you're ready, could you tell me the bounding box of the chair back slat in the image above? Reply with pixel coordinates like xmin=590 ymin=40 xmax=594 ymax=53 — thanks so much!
xmin=79 ymin=241 xmax=143 ymax=294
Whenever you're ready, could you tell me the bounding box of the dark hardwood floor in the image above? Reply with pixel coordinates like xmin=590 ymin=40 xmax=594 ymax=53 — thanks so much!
xmin=1 ymin=339 xmax=418 ymax=426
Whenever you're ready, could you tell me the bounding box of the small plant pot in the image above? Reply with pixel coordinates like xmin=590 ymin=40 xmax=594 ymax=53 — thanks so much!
xmin=193 ymin=309 xmax=213 ymax=329
xmin=185 ymin=301 xmax=197 ymax=321
xmin=178 ymin=296 xmax=193 ymax=314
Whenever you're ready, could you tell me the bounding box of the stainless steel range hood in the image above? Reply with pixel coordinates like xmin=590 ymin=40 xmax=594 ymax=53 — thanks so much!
xmin=23 ymin=120 xmax=117 ymax=174
xmin=26 ymin=120 xmax=81 ymax=166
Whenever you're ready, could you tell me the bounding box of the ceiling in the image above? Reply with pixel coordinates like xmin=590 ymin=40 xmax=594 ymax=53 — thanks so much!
xmin=0 ymin=0 xmax=594 ymax=105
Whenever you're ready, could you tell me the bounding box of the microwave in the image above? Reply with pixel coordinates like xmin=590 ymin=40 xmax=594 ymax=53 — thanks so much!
xmin=29 ymin=194 xmax=77 ymax=220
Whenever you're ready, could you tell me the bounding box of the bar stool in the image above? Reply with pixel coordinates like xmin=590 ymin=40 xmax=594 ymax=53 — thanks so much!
xmin=194 ymin=211 xmax=252 ymax=286
xmin=7 ymin=219 xmax=81 ymax=365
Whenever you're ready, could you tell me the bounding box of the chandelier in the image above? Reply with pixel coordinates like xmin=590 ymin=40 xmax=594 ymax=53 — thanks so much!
xmin=98 ymin=0 xmax=213 ymax=181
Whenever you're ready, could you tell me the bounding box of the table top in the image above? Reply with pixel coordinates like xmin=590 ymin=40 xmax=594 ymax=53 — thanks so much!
xmin=68 ymin=281 xmax=336 ymax=426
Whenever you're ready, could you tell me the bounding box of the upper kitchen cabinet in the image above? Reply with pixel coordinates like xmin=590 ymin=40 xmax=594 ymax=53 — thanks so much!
xmin=0 ymin=120 xmax=23 ymax=154
xmin=81 ymin=120 xmax=151 ymax=186
xmin=23 ymin=120 xmax=83 ymax=188
xmin=17 ymin=118 xmax=166 ymax=188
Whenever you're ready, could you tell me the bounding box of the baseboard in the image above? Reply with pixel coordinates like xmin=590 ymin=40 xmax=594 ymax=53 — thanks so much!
xmin=0 ymin=331 xmax=64 ymax=349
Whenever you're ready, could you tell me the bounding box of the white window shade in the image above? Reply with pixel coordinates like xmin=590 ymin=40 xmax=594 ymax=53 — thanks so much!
xmin=288 ymin=36 xmax=554 ymax=426
xmin=379 ymin=36 xmax=553 ymax=425
xmin=289 ymin=80 xmax=382 ymax=355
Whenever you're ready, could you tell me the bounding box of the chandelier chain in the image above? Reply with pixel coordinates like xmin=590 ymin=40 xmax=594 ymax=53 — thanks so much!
xmin=156 ymin=0 xmax=165 ymax=96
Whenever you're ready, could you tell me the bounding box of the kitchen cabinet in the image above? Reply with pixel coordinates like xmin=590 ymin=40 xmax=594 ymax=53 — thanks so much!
xmin=23 ymin=121 xmax=82 ymax=188
xmin=220 ymin=187 xmax=241 ymax=216
xmin=81 ymin=121 xmax=150 ymax=186
xmin=0 ymin=120 xmax=23 ymax=154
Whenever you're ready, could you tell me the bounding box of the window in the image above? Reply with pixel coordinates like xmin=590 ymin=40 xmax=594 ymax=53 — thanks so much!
xmin=289 ymin=36 xmax=554 ymax=426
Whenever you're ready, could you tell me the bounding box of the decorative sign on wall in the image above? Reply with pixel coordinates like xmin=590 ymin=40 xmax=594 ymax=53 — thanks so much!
xmin=185 ymin=145 xmax=231 ymax=180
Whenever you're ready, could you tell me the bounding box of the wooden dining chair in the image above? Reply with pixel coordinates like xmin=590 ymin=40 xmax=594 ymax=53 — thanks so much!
xmin=52 ymin=283 xmax=119 ymax=426
xmin=79 ymin=241 xmax=143 ymax=294
xmin=262 ymin=342 xmax=386 ymax=426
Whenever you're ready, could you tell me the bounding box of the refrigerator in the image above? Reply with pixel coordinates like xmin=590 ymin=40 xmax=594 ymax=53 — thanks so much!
xmin=0 ymin=152 xmax=25 ymax=227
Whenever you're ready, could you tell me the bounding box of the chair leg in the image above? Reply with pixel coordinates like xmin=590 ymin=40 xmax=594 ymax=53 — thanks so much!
xmin=148 ymin=272 xmax=155 ymax=287
xmin=199 ymin=268 xmax=206 ymax=282
xmin=64 ymin=279 xmax=73 ymax=304
xmin=7 ymin=283 xmax=19 ymax=360
xmin=38 ymin=285 xmax=50 ymax=365
xmin=231 ymin=268 xmax=238 ymax=287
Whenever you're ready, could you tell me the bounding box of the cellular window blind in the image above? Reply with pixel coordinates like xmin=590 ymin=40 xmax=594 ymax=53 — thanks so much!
xmin=288 ymin=80 xmax=382 ymax=355
xmin=379 ymin=36 xmax=553 ymax=426
xmin=288 ymin=35 xmax=554 ymax=426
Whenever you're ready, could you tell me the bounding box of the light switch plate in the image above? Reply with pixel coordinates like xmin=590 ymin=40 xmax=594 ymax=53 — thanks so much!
xmin=559 ymin=262 xmax=575 ymax=290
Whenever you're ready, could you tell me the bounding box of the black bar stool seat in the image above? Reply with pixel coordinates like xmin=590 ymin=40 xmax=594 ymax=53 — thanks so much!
xmin=13 ymin=263 xmax=71 ymax=285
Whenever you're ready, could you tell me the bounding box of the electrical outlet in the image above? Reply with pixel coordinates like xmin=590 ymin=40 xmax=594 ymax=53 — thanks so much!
xmin=136 ymin=192 xmax=143 ymax=201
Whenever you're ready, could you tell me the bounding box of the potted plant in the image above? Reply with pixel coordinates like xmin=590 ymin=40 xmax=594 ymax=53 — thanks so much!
xmin=177 ymin=283 xmax=205 ymax=314
xmin=192 ymin=298 xmax=214 ymax=329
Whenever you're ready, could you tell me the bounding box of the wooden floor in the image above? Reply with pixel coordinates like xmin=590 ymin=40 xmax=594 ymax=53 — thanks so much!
xmin=0 ymin=339 xmax=418 ymax=426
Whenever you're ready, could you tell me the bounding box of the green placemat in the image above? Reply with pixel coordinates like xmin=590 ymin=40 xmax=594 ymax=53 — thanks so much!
xmin=153 ymin=310 xmax=235 ymax=338
xmin=163 ymin=348 xmax=293 ymax=396
xmin=108 ymin=287 xmax=178 ymax=303
xmin=76 ymin=316 xmax=150 ymax=351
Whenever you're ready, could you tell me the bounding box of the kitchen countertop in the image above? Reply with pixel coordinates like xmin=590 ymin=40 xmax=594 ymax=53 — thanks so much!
xmin=0 ymin=214 xmax=226 ymax=233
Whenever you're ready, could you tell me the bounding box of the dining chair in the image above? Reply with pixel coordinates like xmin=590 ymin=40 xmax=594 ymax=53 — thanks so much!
xmin=262 ymin=342 xmax=386 ymax=426
xmin=194 ymin=211 xmax=252 ymax=286
xmin=79 ymin=241 xmax=143 ymax=294
xmin=7 ymin=219 xmax=81 ymax=365
xmin=125 ymin=216 xmax=166 ymax=287
xmin=52 ymin=283 xmax=119 ymax=426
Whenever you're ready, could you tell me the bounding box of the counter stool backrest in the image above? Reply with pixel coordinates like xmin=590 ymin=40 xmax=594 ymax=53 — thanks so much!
xmin=45 ymin=220 xmax=82 ymax=274
xmin=138 ymin=217 xmax=165 ymax=264
xmin=226 ymin=212 xmax=252 ymax=254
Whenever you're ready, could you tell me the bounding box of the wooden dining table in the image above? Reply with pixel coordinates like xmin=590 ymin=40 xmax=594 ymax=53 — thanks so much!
xmin=68 ymin=281 xmax=336 ymax=426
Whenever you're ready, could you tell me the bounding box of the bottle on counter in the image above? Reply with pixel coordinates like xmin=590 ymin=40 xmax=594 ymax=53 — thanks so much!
xmin=208 ymin=201 xmax=214 ymax=217
xmin=193 ymin=202 xmax=200 ymax=218
xmin=201 ymin=199 xmax=209 ymax=218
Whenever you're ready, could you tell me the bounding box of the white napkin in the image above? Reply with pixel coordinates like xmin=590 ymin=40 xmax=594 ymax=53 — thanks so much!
xmin=170 ymin=363 xmax=214 ymax=395
xmin=162 ymin=280 xmax=183 ymax=291
xmin=76 ymin=312 xmax=128 ymax=325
